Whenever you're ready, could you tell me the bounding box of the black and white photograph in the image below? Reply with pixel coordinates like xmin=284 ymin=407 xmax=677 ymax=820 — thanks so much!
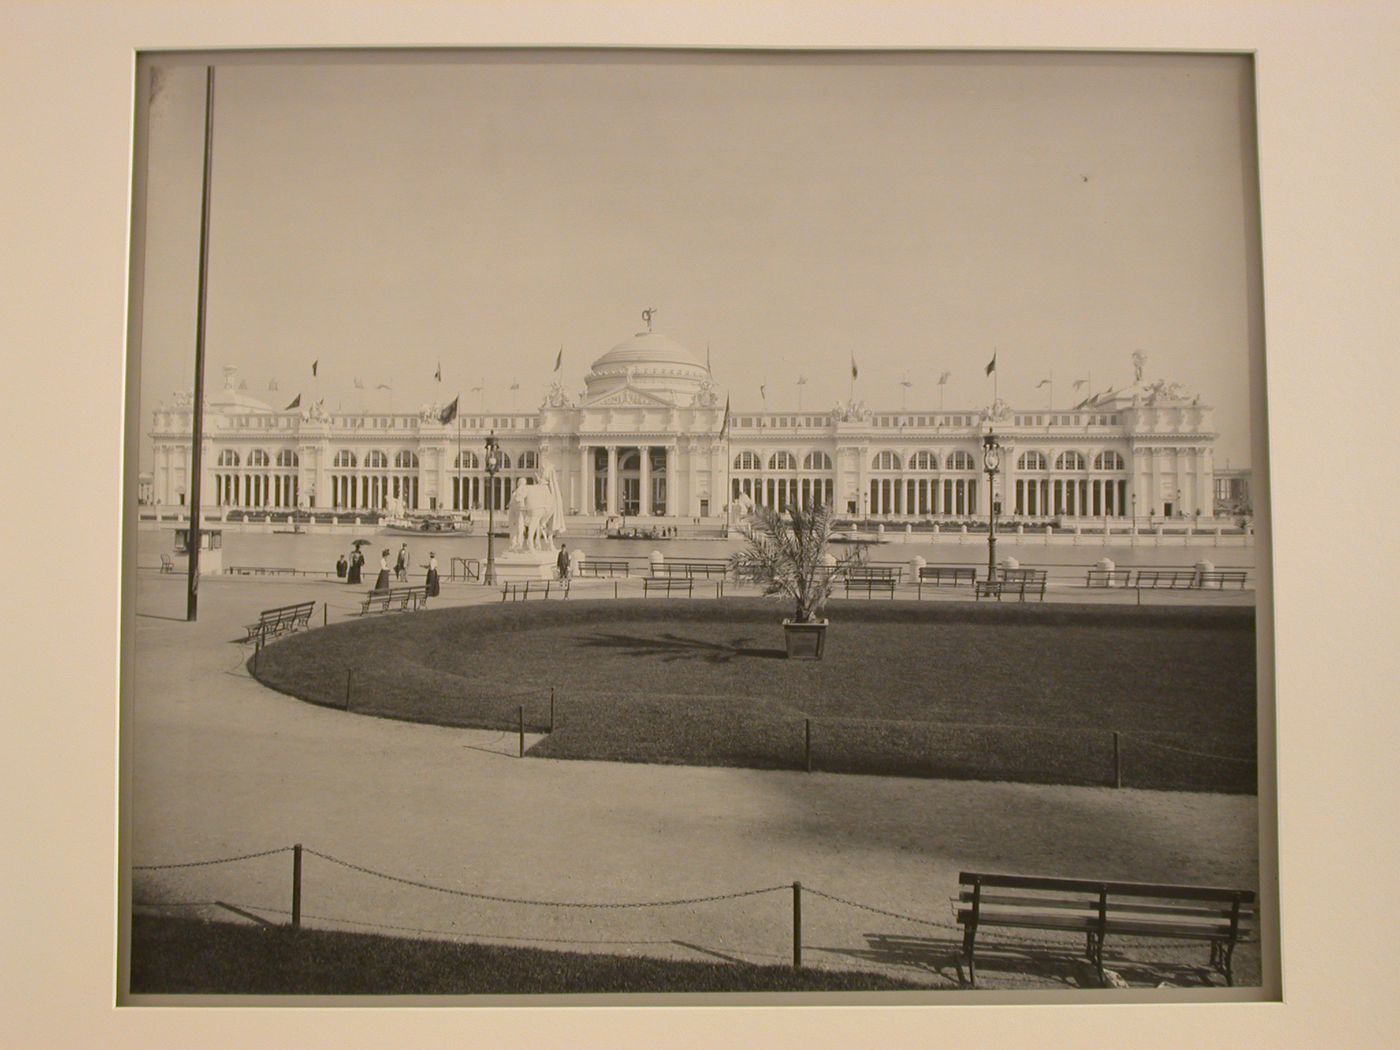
xmin=9 ymin=1 xmax=1400 ymax=1045
xmin=117 ymin=47 xmax=1275 ymax=1003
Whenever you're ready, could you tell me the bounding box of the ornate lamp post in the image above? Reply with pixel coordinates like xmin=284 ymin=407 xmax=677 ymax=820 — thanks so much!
xmin=484 ymin=432 xmax=501 ymax=585
xmin=982 ymin=431 xmax=1001 ymax=581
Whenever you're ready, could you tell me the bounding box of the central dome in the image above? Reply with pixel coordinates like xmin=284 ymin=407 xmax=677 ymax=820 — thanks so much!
xmin=584 ymin=328 xmax=711 ymax=405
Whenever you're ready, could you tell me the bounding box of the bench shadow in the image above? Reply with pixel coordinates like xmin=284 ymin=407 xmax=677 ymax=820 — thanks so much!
xmin=812 ymin=932 xmax=1225 ymax=989
xmin=580 ymin=632 xmax=786 ymax=664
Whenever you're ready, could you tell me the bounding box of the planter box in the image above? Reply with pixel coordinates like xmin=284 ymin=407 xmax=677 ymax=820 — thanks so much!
xmin=782 ymin=619 xmax=828 ymax=660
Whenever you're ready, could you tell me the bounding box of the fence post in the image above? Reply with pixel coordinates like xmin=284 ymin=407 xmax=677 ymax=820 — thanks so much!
xmin=323 ymin=603 xmax=328 ymax=627
xmin=344 ymin=669 xmax=353 ymax=711
xmin=519 ymin=705 xmax=525 ymax=757
xmin=792 ymin=881 xmax=802 ymax=970
xmin=1113 ymin=731 xmax=1122 ymax=789
xmin=291 ymin=843 xmax=302 ymax=931
xmin=252 ymin=636 xmax=260 ymax=675
xmin=804 ymin=719 xmax=812 ymax=773
xmin=614 ymin=580 xmax=619 ymax=600
xmin=549 ymin=687 xmax=556 ymax=733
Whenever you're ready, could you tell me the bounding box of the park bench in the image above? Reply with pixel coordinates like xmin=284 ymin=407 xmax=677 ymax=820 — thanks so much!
xmin=1196 ymin=570 xmax=1248 ymax=589
xmin=501 ymin=579 xmax=569 ymax=601
xmin=229 ymin=565 xmax=300 ymax=576
xmin=1085 ymin=568 xmax=1133 ymax=588
xmin=244 ymin=600 xmax=316 ymax=642
xmin=844 ymin=577 xmax=897 ymax=599
xmin=576 ymin=559 xmax=631 ymax=578
xmin=359 ymin=586 xmax=428 ymax=615
xmin=654 ymin=560 xmax=729 ymax=579
xmin=955 ymin=871 xmax=1255 ymax=988
xmin=918 ymin=566 xmax=977 ymax=588
xmin=976 ymin=568 xmax=1047 ymax=602
xmin=1134 ymin=569 xmax=1198 ymax=589
xmin=642 ymin=577 xmax=693 ymax=598
xmin=159 ymin=553 xmax=175 ymax=573
xmin=849 ymin=565 xmax=905 ymax=583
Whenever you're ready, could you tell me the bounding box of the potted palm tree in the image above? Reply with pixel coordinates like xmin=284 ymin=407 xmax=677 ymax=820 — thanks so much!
xmin=730 ymin=502 xmax=867 ymax=659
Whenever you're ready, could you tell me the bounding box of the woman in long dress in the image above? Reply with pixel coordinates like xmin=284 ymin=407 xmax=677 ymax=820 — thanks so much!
xmin=374 ymin=549 xmax=391 ymax=592
xmin=425 ymin=551 xmax=440 ymax=597
xmin=347 ymin=549 xmax=363 ymax=585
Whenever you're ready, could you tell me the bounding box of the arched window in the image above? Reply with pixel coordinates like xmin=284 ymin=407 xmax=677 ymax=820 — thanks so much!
xmin=455 ymin=451 xmax=479 ymax=470
xmin=769 ymin=451 xmax=797 ymax=471
xmin=364 ymin=450 xmax=388 ymax=469
xmin=1094 ymin=450 xmax=1126 ymax=470
xmin=733 ymin=451 xmax=762 ymax=470
xmin=333 ymin=450 xmax=356 ymax=469
xmin=276 ymin=449 xmax=298 ymax=468
xmin=1055 ymin=450 xmax=1086 ymax=471
xmin=394 ymin=450 xmax=419 ymax=469
xmin=517 ymin=450 xmax=539 ymax=471
xmin=946 ymin=450 xmax=976 ymax=471
xmin=1018 ymin=450 xmax=1048 ymax=471
xmin=247 ymin=449 xmax=270 ymax=467
xmin=909 ymin=451 xmax=938 ymax=471
xmin=803 ymin=451 xmax=833 ymax=471
xmin=497 ymin=452 xmax=512 ymax=470
xmin=217 ymin=449 xmax=240 ymax=467
xmin=872 ymin=451 xmax=901 ymax=471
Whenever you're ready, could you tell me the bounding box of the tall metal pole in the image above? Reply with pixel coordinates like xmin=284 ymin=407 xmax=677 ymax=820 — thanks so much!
xmin=484 ymin=431 xmax=498 ymax=585
xmin=983 ymin=432 xmax=1000 ymax=582
xmin=186 ymin=66 xmax=216 ymax=621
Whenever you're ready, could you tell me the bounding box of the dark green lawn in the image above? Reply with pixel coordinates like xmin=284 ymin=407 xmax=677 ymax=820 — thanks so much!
xmin=129 ymin=914 xmax=923 ymax=995
xmin=253 ymin=599 xmax=1258 ymax=792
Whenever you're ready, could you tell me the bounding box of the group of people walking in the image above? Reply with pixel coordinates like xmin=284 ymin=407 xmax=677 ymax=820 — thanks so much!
xmin=334 ymin=542 xmax=440 ymax=597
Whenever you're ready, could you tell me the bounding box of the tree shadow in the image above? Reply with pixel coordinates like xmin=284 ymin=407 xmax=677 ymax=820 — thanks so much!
xmin=580 ymin=632 xmax=786 ymax=664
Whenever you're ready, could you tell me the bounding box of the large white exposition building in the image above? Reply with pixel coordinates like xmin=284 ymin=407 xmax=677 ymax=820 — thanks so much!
xmin=148 ymin=323 xmax=1222 ymax=523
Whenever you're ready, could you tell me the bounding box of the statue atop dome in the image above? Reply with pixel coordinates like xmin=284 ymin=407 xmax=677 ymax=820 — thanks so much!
xmin=641 ymin=307 xmax=657 ymax=332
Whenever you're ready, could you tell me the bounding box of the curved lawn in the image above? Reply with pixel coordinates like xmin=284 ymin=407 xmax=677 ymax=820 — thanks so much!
xmin=251 ymin=599 xmax=1257 ymax=792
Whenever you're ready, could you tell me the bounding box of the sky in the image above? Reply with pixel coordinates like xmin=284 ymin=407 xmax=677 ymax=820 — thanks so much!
xmin=135 ymin=50 xmax=1260 ymax=469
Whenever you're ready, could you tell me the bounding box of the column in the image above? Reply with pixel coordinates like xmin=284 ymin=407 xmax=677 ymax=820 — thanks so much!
xmin=606 ymin=445 xmax=619 ymax=515
xmin=579 ymin=444 xmax=591 ymax=514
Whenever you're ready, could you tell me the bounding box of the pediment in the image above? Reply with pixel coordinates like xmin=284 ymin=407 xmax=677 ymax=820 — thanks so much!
xmin=582 ymin=384 xmax=675 ymax=409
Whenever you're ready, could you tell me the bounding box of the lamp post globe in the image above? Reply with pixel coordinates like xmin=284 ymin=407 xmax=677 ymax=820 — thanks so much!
xmin=982 ymin=431 xmax=1001 ymax=582
xmin=484 ymin=432 xmax=501 ymax=585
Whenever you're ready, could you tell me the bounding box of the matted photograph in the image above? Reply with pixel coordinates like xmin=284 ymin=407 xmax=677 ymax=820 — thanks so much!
xmin=119 ymin=47 xmax=1274 ymax=1002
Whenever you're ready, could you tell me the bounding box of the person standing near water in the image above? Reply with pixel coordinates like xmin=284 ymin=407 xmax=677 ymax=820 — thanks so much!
xmin=424 ymin=551 xmax=440 ymax=597
xmin=374 ymin=549 xmax=391 ymax=592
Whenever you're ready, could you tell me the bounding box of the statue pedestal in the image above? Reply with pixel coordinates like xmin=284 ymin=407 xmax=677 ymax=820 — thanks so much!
xmin=492 ymin=549 xmax=558 ymax=581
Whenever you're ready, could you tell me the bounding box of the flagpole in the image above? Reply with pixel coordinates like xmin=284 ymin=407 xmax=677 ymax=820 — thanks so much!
xmin=456 ymin=414 xmax=462 ymax=517
xmin=185 ymin=65 xmax=216 ymax=622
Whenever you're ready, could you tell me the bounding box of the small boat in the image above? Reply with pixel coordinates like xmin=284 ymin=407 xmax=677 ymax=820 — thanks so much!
xmin=383 ymin=515 xmax=469 ymax=535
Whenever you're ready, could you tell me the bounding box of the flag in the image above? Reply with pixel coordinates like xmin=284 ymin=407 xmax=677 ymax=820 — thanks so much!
xmin=438 ymin=396 xmax=459 ymax=425
xmin=938 ymin=371 xmax=951 ymax=385
xmin=760 ymin=384 xmax=767 ymax=400
xmin=554 ymin=346 xmax=563 ymax=373
xmin=797 ymin=375 xmax=808 ymax=385
xmin=376 ymin=383 xmax=391 ymax=390
xmin=285 ymin=394 xmax=301 ymax=410
xmin=353 ymin=378 xmax=364 ymax=389
xmin=510 ymin=382 xmax=520 ymax=391
xmin=1037 ymin=379 xmax=1051 ymax=388
xmin=720 ymin=395 xmax=730 ymax=437
xmin=985 ymin=353 xmax=997 ymax=376
xmin=434 ymin=362 xmax=442 ymax=382
xmin=706 ymin=344 xmax=712 ymax=375
xmin=1073 ymin=378 xmax=1088 ymax=389
xmin=851 ymin=354 xmax=858 ymax=380
xmin=311 ymin=360 xmax=318 ymax=377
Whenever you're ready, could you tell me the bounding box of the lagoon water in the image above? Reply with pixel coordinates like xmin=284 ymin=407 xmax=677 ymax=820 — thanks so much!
xmin=137 ymin=524 xmax=1252 ymax=575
